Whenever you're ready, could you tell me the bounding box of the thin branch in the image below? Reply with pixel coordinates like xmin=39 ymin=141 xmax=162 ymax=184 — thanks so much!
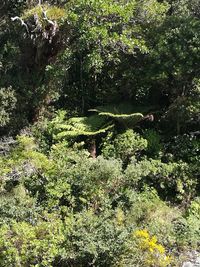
xmin=11 ymin=16 xmax=29 ymax=33
xmin=42 ymin=10 xmax=55 ymax=26
xmin=31 ymin=14 xmax=42 ymax=33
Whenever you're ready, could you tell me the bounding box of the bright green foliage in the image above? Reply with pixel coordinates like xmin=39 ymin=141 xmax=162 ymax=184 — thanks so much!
xmin=0 ymin=217 xmax=64 ymax=267
xmin=47 ymin=103 xmax=150 ymax=145
xmin=173 ymin=197 xmax=200 ymax=249
xmin=0 ymin=130 xmax=199 ymax=265
xmin=51 ymin=113 xmax=113 ymax=139
xmin=102 ymin=130 xmax=147 ymax=162
xmin=62 ymin=209 xmax=130 ymax=266
xmin=118 ymin=229 xmax=172 ymax=267
xmin=125 ymin=158 xmax=196 ymax=202
xmin=0 ymin=135 xmax=52 ymax=204
xmin=0 ymin=135 xmax=51 ymax=176
xmin=0 ymin=133 xmax=198 ymax=265
xmin=66 ymin=0 xmax=163 ymax=61
xmin=173 ymin=215 xmax=200 ymax=249
xmin=45 ymin=145 xmax=123 ymax=211
xmin=1 ymin=0 xmax=200 ymax=265
xmin=124 ymin=189 xmax=180 ymax=244
xmin=49 ymin=104 xmax=147 ymax=141
xmin=22 ymin=5 xmax=67 ymax=24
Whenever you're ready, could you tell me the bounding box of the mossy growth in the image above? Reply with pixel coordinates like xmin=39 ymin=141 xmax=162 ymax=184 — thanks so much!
xmin=22 ymin=5 xmax=67 ymax=25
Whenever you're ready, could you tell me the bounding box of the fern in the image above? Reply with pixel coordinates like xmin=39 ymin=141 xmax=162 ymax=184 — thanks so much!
xmin=89 ymin=102 xmax=156 ymax=114
xmin=53 ymin=115 xmax=114 ymax=139
xmin=89 ymin=103 xmax=147 ymax=128
xmin=52 ymin=103 xmax=154 ymax=140
xmin=56 ymin=124 xmax=114 ymax=139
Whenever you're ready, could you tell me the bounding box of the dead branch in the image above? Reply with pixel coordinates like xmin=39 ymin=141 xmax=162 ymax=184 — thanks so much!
xmin=11 ymin=16 xmax=29 ymax=34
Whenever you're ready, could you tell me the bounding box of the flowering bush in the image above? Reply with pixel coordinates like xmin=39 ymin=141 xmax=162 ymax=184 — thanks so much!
xmin=117 ymin=229 xmax=172 ymax=267
xmin=134 ymin=229 xmax=171 ymax=267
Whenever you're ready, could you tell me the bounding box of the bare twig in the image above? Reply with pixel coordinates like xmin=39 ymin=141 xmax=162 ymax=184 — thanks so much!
xmin=42 ymin=10 xmax=55 ymax=26
xmin=11 ymin=16 xmax=29 ymax=33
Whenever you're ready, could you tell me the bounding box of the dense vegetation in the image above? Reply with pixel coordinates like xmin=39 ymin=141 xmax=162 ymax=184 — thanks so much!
xmin=0 ymin=0 xmax=199 ymax=266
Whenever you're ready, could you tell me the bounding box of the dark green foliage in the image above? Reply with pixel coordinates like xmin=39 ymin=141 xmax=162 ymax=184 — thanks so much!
xmin=143 ymin=129 xmax=163 ymax=158
xmin=90 ymin=103 xmax=145 ymax=128
xmin=0 ymin=87 xmax=16 ymax=127
xmin=0 ymin=186 xmax=40 ymax=224
xmin=167 ymin=134 xmax=200 ymax=163
xmin=0 ymin=0 xmax=200 ymax=265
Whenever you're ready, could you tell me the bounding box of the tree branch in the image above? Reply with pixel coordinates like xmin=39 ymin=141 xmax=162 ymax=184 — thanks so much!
xmin=42 ymin=10 xmax=55 ymax=26
xmin=11 ymin=16 xmax=29 ymax=34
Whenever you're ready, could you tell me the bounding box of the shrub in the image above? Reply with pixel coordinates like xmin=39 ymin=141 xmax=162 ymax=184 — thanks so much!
xmin=102 ymin=130 xmax=147 ymax=162
xmin=61 ymin=209 xmax=131 ymax=267
xmin=173 ymin=197 xmax=200 ymax=250
xmin=167 ymin=134 xmax=200 ymax=163
xmin=0 ymin=87 xmax=16 ymax=127
xmin=117 ymin=229 xmax=172 ymax=267
xmin=143 ymin=129 xmax=163 ymax=158
xmin=125 ymin=188 xmax=180 ymax=248
xmin=0 ymin=217 xmax=65 ymax=267
xmin=125 ymin=158 xmax=196 ymax=202
xmin=0 ymin=184 xmax=40 ymax=224
xmin=173 ymin=215 xmax=200 ymax=250
xmin=0 ymin=135 xmax=52 ymax=204
xmin=46 ymin=145 xmax=123 ymax=212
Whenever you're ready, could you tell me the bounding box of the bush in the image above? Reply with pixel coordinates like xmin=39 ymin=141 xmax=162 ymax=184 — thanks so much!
xmin=125 ymin=158 xmax=196 ymax=202
xmin=0 ymin=184 xmax=40 ymax=224
xmin=124 ymin=188 xmax=180 ymax=247
xmin=102 ymin=130 xmax=147 ymax=162
xmin=0 ymin=135 xmax=52 ymax=204
xmin=0 ymin=217 xmax=65 ymax=267
xmin=61 ymin=209 xmax=131 ymax=267
xmin=117 ymin=229 xmax=172 ymax=267
xmin=0 ymin=87 xmax=16 ymax=127
xmin=167 ymin=134 xmax=200 ymax=163
xmin=143 ymin=129 xmax=163 ymax=158
xmin=173 ymin=215 xmax=200 ymax=250
xmin=46 ymin=145 xmax=124 ymax=212
xmin=173 ymin=197 xmax=200 ymax=250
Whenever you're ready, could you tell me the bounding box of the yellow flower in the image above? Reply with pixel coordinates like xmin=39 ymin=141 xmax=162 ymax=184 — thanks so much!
xmin=135 ymin=229 xmax=149 ymax=239
xmin=156 ymin=244 xmax=165 ymax=254
xmin=133 ymin=229 xmax=171 ymax=267
xmin=151 ymin=235 xmax=157 ymax=244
